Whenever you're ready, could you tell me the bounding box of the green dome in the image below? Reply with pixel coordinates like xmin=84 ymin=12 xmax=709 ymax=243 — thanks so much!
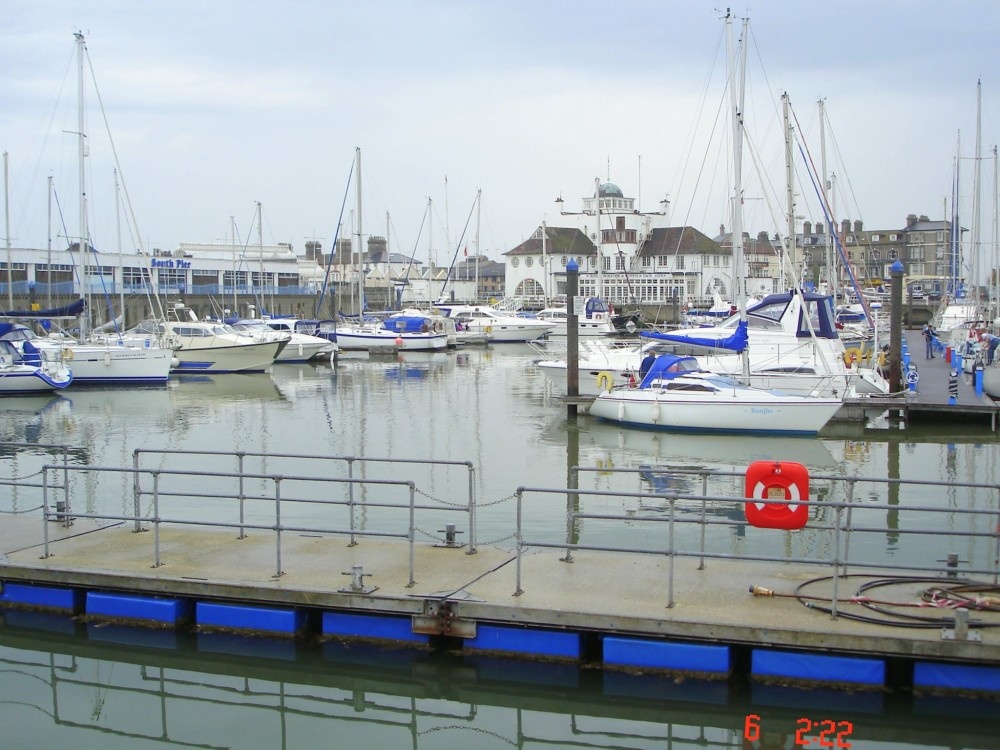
xmin=599 ymin=182 xmax=623 ymax=198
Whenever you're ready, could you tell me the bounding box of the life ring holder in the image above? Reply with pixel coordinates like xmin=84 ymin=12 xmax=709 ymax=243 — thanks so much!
xmin=744 ymin=460 xmax=810 ymax=530
xmin=61 ymin=347 xmax=74 ymax=361
xmin=596 ymin=371 xmax=615 ymax=392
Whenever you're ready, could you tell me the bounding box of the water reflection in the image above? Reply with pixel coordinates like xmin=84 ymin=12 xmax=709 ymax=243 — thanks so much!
xmin=1 ymin=620 xmax=998 ymax=750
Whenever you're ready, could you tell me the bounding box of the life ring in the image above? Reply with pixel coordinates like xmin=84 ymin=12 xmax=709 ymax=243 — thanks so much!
xmin=743 ymin=460 xmax=809 ymax=530
xmin=61 ymin=347 xmax=74 ymax=361
xmin=596 ymin=371 xmax=615 ymax=392
xmin=843 ymin=347 xmax=862 ymax=366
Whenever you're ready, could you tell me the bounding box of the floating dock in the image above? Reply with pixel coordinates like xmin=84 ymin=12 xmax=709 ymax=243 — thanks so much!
xmin=2 ymin=461 xmax=999 ymax=700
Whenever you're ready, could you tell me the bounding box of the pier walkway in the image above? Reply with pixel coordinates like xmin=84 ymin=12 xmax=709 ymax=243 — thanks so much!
xmin=2 ymin=446 xmax=999 ymax=696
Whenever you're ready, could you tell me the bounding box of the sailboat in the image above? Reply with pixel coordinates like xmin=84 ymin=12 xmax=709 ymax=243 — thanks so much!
xmin=589 ymin=13 xmax=842 ymax=435
xmin=331 ymin=148 xmax=449 ymax=352
xmin=17 ymin=33 xmax=174 ymax=385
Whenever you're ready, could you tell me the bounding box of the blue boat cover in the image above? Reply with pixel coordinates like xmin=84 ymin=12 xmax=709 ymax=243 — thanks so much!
xmin=639 ymin=319 xmax=749 ymax=352
xmin=638 ymin=354 xmax=702 ymax=388
xmin=0 ymin=299 xmax=85 ymax=319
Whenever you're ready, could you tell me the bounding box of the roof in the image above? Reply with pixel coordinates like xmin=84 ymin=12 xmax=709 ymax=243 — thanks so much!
xmin=504 ymin=226 xmax=597 ymax=257
xmin=638 ymin=226 xmax=722 ymax=256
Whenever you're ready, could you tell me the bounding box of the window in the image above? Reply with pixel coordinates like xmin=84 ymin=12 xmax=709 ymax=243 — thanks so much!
xmin=658 ymin=255 xmax=668 ymax=267
xmin=525 ymin=257 xmax=533 ymax=268
xmin=889 ymin=249 xmax=898 ymax=260
xmin=511 ymin=257 xmax=519 ymax=268
xmin=615 ymin=254 xmax=625 ymax=271
xmin=846 ymin=235 xmax=854 ymax=244
xmin=641 ymin=256 xmax=651 ymax=268
xmin=561 ymin=256 xmax=567 ymax=266
xmin=676 ymin=255 xmax=685 ymax=270
xmin=890 ymin=233 xmax=899 ymax=241
xmin=871 ymin=234 xmax=880 ymax=242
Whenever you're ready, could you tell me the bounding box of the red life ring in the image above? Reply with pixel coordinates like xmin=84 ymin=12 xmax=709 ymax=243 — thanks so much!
xmin=744 ymin=460 xmax=809 ymax=530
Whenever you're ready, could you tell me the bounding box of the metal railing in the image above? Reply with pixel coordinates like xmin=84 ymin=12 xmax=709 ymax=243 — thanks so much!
xmin=512 ymin=466 xmax=1000 ymax=616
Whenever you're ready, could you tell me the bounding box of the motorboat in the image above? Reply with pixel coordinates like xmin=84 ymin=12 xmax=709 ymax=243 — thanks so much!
xmin=0 ymin=336 xmax=73 ymax=394
xmin=386 ymin=309 xmax=491 ymax=348
xmin=123 ymin=305 xmax=286 ymax=373
xmin=534 ymin=298 xmax=617 ymax=337
xmin=259 ymin=318 xmax=339 ymax=360
xmin=589 ymin=353 xmax=843 ymax=435
xmin=228 ymin=318 xmax=335 ymax=363
xmin=433 ymin=303 xmax=555 ymax=342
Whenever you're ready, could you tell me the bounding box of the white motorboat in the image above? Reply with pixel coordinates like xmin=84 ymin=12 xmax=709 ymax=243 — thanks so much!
xmin=229 ymin=319 xmax=336 ymax=363
xmin=123 ymin=305 xmax=286 ymax=373
xmin=0 ymin=337 xmax=73 ymax=394
xmin=589 ymin=354 xmax=843 ymax=435
xmin=433 ymin=303 xmax=555 ymax=342
xmin=534 ymin=298 xmax=618 ymax=337
xmin=259 ymin=318 xmax=339 ymax=360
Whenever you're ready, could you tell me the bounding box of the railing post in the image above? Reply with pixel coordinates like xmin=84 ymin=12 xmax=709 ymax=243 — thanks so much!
xmin=841 ymin=478 xmax=857 ymax=577
xmin=347 ymin=458 xmax=357 ymax=547
xmin=667 ymin=495 xmax=676 ymax=608
xmin=698 ymin=471 xmax=708 ymax=570
xmin=830 ymin=504 xmax=842 ymax=620
xmin=237 ymin=452 xmax=247 ymax=539
xmin=407 ymin=482 xmax=416 ymax=587
xmin=273 ymin=477 xmax=283 ymax=578
xmin=514 ymin=489 xmax=524 ymax=596
xmin=152 ymin=472 xmax=163 ymax=568
xmin=132 ymin=449 xmax=143 ymax=532
xmin=41 ymin=468 xmax=52 ymax=559
xmin=466 ymin=462 xmax=477 ymax=555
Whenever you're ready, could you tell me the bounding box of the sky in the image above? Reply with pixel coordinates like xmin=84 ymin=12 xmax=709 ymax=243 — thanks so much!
xmin=2 ymin=0 xmax=998 ymax=265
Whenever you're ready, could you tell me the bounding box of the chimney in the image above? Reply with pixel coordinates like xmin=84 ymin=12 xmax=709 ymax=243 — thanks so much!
xmin=918 ymin=214 xmax=929 ymax=222
xmin=816 ymin=222 xmax=824 ymax=234
xmin=803 ymin=221 xmax=812 ymax=236
xmin=758 ymin=231 xmax=769 ymax=242
xmin=906 ymin=213 xmax=918 ymax=227
xmin=841 ymin=219 xmax=850 ymax=235
xmin=853 ymin=220 xmax=863 ymax=234
xmin=720 ymin=223 xmax=726 ymax=236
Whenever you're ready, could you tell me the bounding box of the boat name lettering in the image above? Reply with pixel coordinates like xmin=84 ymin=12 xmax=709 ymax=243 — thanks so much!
xmin=151 ymin=258 xmax=192 ymax=269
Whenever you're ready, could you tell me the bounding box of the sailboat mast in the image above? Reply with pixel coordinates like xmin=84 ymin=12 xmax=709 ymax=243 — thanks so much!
xmin=115 ymin=169 xmax=123 ymax=329
xmin=355 ymin=147 xmax=362 ymax=315
xmin=76 ymin=31 xmax=90 ymax=337
xmin=819 ymin=98 xmax=836 ymax=299
xmin=4 ymin=151 xmax=11 ymax=309
xmin=595 ymin=176 xmax=603 ymax=299
xmin=474 ymin=188 xmax=481 ymax=303
xmin=783 ymin=94 xmax=797 ymax=287
xmin=972 ymin=79 xmax=982 ymax=314
xmin=727 ymin=11 xmax=750 ymax=379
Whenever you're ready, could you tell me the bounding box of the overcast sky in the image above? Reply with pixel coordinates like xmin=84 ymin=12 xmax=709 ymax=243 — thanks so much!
xmin=2 ymin=0 xmax=998 ymax=264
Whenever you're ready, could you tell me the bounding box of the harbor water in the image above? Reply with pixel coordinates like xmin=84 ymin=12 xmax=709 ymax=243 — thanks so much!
xmin=1 ymin=343 xmax=998 ymax=749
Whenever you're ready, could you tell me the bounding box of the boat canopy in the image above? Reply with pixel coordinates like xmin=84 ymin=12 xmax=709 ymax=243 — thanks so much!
xmin=638 ymin=354 xmax=702 ymax=388
xmin=639 ymin=320 xmax=749 ymax=353
xmin=747 ymin=291 xmax=839 ymax=339
xmin=382 ymin=315 xmax=430 ymax=333
xmin=0 ymin=298 xmax=86 ymax=319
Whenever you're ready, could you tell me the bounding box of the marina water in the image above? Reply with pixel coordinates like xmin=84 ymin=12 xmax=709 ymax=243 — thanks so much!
xmin=1 ymin=344 xmax=998 ymax=749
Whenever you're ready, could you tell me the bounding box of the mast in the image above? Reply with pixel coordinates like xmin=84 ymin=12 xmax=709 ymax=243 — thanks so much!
xmin=4 ymin=151 xmax=11 ymax=309
xmin=257 ymin=201 xmax=264 ymax=314
xmin=355 ymin=147 xmax=362 ymax=315
xmin=783 ymin=93 xmax=797 ymax=288
xmin=819 ymin=98 xmax=836 ymax=299
xmin=541 ymin=219 xmax=548 ymax=304
xmin=972 ymin=80 xmax=982 ymax=315
xmin=595 ymin=176 xmax=603 ymax=299
xmin=76 ymin=32 xmax=90 ymax=338
xmin=474 ymin=189 xmax=481 ymax=303
xmin=47 ymin=175 xmax=53 ymax=307
xmin=115 ymin=169 xmax=123 ymax=329
xmin=727 ymin=10 xmax=750 ymax=380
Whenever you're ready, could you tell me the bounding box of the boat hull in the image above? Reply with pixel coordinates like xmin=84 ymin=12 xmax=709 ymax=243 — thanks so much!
xmin=48 ymin=343 xmax=173 ymax=385
xmin=589 ymin=388 xmax=842 ymax=435
xmin=171 ymin=340 xmax=283 ymax=373
xmin=334 ymin=329 xmax=448 ymax=351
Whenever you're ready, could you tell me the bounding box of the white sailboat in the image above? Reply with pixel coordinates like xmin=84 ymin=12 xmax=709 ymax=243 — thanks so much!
xmin=34 ymin=32 xmax=174 ymax=385
xmin=590 ymin=12 xmax=843 ymax=435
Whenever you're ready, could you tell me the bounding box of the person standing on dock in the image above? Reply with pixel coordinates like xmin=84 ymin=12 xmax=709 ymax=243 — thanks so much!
xmin=923 ymin=323 xmax=936 ymax=359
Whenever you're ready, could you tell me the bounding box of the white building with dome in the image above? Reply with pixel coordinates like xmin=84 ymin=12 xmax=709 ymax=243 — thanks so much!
xmin=504 ymin=181 xmax=746 ymax=310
